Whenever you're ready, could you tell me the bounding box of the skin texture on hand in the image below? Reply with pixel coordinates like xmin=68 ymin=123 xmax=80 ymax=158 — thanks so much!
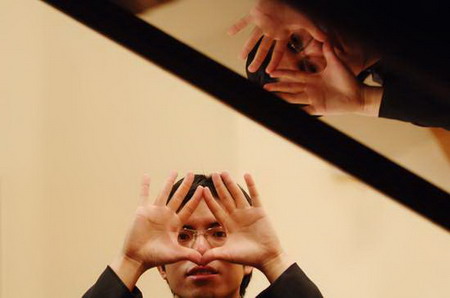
xmin=201 ymin=172 xmax=294 ymax=283
xmin=228 ymin=0 xmax=327 ymax=73
xmin=110 ymin=172 xmax=203 ymax=290
xmin=265 ymin=42 xmax=383 ymax=116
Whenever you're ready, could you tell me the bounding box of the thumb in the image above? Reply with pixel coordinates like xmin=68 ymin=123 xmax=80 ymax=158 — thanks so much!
xmin=201 ymin=247 xmax=234 ymax=265
xmin=322 ymin=41 xmax=341 ymax=66
xmin=173 ymin=247 xmax=203 ymax=265
xmin=322 ymin=41 xmax=355 ymax=76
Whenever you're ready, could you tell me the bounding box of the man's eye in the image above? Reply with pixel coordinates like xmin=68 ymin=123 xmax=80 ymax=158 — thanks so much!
xmin=287 ymin=34 xmax=304 ymax=53
xmin=212 ymin=231 xmax=227 ymax=238
xmin=178 ymin=232 xmax=192 ymax=242
xmin=298 ymin=59 xmax=318 ymax=73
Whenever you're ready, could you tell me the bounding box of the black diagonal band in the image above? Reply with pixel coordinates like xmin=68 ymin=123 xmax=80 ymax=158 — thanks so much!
xmin=40 ymin=0 xmax=449 ymax=230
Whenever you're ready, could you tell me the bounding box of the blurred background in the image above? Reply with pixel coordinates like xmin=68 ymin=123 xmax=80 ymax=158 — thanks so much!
xmin=1 ymin=1 xmax=449 ymax=297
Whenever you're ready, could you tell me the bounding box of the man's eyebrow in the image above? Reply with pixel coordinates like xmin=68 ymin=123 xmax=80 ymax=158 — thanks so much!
xmin=182 ymin=222 xmax=221 ymax=230
xmin=207 ymin=222 xmax=221 ymax=229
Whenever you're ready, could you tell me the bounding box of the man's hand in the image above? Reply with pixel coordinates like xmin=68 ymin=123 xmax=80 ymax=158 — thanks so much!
xmin=201 ymin=172 xmax=294 ymax=282
xmin=110 ymin=172 xmax=203 ymax=290
xmin=229 ymin=0 xmax=327 ymax=73
xmin=264 ymin=42 xmax=383 ymax=116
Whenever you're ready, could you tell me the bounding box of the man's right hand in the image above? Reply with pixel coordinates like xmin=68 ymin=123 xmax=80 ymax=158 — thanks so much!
xmin=110 ymin=172 xmax=203 ymax=290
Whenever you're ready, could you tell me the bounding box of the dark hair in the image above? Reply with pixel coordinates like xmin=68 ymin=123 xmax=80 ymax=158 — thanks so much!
xmin=167 ymin=174 xmax=252 ymax=297
xmin=245 ymin=37 xmax=278 ymax=87
xmin=246 ymin=38 xmax=312 ymax=112
xmin=168 ymin=174 xmax=252 ymax=208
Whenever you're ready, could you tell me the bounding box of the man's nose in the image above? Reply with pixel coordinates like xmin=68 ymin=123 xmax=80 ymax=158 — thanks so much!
xmin=191 ymin=234 xmax=211 ymax=255
xmin=277 ymin=52 xmax=299 ymax=71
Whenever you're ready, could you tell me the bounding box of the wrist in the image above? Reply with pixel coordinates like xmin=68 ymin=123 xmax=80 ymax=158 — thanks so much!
xmin=259 ymin=251 xmax=295 ymax=283
xmin=109 ymin=254 xmax=146 ymax=291
xmin=359 ymin=86 xmax=383 ymax=116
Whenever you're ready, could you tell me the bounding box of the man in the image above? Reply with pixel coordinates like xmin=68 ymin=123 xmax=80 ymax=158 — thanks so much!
xmin=83 ymin=172 xmax=323 ymax=297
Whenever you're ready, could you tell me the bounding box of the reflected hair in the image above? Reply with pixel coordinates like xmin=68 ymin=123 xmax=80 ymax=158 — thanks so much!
xmin=245 ymin=37 xmax=278 ymax=87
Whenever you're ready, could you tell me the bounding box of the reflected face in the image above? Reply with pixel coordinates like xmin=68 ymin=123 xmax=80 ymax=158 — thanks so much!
xmin=159 ymin=200 xmax=250 ymax=298
xmin=246 ymin=30 xmax=330 ymax=86
xmin=279 ymin=30 xmax=327 ymax=74
xmin=277 ymin=30 xmax=367 ymax=76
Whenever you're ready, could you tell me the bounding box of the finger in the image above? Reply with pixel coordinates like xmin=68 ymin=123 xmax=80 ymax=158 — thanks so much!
xmin=167 ymin=172 xmax=194 ymax=211
xmin=278 ymin=92 xmax=310 ymax=105
xmin=243 ymin=173 xmax=262 ymax=207
xmin=178 ymin=186 xmax=203 ymax=222
xmin=154 ymin=171 xmax=178 ymax=206
xmin=302 ymin=105 xmax=321 ymax=115
xmin=221 ymin=172 xmax=250 ymax=209
xmin=322 ymin=41 xmax=353 ymax=74
xmin=264 ymin=82 xmax=306 ymax=93
xmin=172 ymin=247 xmax=203 ymax=265
xmin=322 ymin=41 xmax=340 ymax=65
xmin=227 ymin=15 xmax=251 ymax=36
xmin=265 ymin=39 xmax=287 ymax=73
xmin=305 ymin=26 xmax=327 ymax=43
xmin=248 ymin=35 xmax=273 ymax=72
xmin=139 ymin=174 xmax=151 ymax=207
xmin=240 ymin=27 xmax=263 ymax=60
xmin=203 ymin=187 xmax=229 ymax=224
xmin=269 ymin=69 xmax=311 ymax=82
xmin=212 ymin=172 xmax=235 ymax=212
xmin=201 ymin=247 xmax=231 ymax=265
xmin=297 ymin=18 xmax=327 ymax=42
xmin=322 ymin=41 xmax=356 ymax=80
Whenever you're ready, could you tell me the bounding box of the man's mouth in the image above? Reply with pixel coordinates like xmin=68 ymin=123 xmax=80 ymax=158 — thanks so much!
xmin=186 ymin=266 xmax=219 ymax=278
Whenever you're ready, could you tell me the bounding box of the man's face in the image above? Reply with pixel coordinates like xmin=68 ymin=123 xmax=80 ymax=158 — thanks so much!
xmin=158 ymin=200 xmax=251 ymax=298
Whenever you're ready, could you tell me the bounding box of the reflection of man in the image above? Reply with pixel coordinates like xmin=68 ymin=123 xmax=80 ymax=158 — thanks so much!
xmin=233 ymin=0 xmax=450 ymax=130
xmin=83 ymin=172 xmax=323 ymax=297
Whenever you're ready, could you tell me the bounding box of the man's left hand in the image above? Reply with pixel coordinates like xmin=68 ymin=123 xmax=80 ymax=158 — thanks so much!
xmin=201 ymin=172 xmax=293 ymax=282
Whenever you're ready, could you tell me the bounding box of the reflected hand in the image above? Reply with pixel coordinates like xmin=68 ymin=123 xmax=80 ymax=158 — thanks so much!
xmin=265 ymin=42 xmax=367 ymax=115
xmin=201 ymin=172 xmax=285 ymax=275
xmin=228 ymin=0 xmax=327 ymax=73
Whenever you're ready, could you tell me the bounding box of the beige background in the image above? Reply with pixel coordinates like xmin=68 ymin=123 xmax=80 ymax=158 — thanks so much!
xmin=1 ymin=1 xmax=449 ymax=298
